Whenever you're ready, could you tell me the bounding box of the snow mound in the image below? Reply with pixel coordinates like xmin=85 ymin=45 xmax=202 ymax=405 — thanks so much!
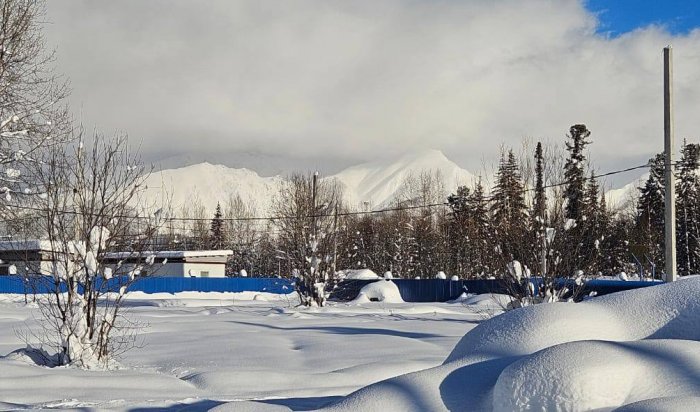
xmin=339 ymin=269 xmax=381 ymax=280
xmin=325 ymin=278 xmax=700 ymax=411
xmin=493 ymin=339 xmax=700 ymax=412
xmin=614 ymin=396 xmax=700 ymax=412
xmin=451 ymin=293 xmax=514 ymax=309
xmin=352 ymin=280 xmax=403 ymax=303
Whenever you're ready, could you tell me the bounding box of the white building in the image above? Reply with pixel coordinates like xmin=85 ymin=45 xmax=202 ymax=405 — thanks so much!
xmin=0 ymin=240 xmax=57 ymax=276
xmin=0 ymin=240 xmax=234 ymax=278
xmin=103 ymin=250 xmax=233 ymax=278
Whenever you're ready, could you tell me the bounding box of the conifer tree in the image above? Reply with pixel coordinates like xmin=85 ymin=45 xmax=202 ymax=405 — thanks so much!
xmin=491 ymin=150 xmax=529 ymax=270
xmin=676 ymin=141 xmax=700 ymax=275
xmin=210 ymin=202 xmax=225 ymax=249
xmin=470 ymin=180 xmax=492 ymax=276
xmin=533 ymin=142 xmax=547 ymax=225
xmin=582 ymin=172 xmax=603 ymax=269
xmin=636 ymin=153 xmax=665 ymax=273
xmin=563 ymin=124 xmax=591 ymax=222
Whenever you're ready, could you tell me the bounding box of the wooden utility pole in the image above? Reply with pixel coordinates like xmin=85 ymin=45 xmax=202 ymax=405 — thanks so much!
xmin=663 ymin=46 xmax=677 ymax=282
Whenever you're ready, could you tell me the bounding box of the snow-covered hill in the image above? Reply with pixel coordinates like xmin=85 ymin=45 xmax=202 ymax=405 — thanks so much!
xmin=605 ymin=173 xmax=646 ymax=211
xmin=330 ymin=149 xmax=478 ymax=209
xmin=142 ymin=162 xmax=284 ymax=216
xmin=143 ymin=150 xmax=643 ymax=217
xmin=143 ymin=150 xmax=478 ymax=215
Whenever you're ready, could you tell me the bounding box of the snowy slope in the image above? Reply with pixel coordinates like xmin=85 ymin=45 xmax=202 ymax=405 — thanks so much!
xmin=323 ymin=277 xmax=700 ymax=412
xmin=142 ymin=162 xmax=284 ymax=215
xmin=605 ymin=173 xmax=646 ymax=211
xmin=142 ymin=150 xmax=477 ymax=215
xmin=329 ymin=149 xmax=477 ymax=209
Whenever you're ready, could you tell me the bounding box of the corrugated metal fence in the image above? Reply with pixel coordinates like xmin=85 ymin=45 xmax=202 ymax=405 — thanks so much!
xmin=0 ymin=276 xmax=295 ymax=295
xmin=328 ymin=278 xmax=659 ymax=302
xmin=0 ymin=275 xmax=658 ymax=301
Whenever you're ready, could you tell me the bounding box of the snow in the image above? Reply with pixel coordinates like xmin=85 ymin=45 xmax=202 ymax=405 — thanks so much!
xmin=2 ymin=279 xmax=698 ymax=410
xmin=338 ymin=268 xmax=380 ymax=280
xmin=105 ymin=250 xmax=234 ymax=259
xmin=351 ymin=280 xmax=404 ymax=303
xmin=0 ymin=290 xmax=480 ymax=410
xmin=329 ymin=149 xmax=477 ymax=209
xmin=142 ymin=150 xmax=477 ymax=214
xmin=324 ymin=277 xmax=700 ymax=411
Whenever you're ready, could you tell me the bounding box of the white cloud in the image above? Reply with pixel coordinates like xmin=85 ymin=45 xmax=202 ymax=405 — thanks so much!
xmin=45 ymin=0 xmax=700 ymax=183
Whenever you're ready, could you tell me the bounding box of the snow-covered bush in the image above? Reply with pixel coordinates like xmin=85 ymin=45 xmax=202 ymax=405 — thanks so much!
xmin=26 ymin=134 xmax=166 ymax=368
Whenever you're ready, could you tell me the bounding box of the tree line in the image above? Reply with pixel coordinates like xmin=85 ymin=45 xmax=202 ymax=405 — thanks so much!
xmin=170 ymin=124 xmax=700 ymax=283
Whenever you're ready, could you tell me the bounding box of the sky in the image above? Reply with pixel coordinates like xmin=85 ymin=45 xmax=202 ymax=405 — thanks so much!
xmin=44 ymin=1 xmax=700 ymax=186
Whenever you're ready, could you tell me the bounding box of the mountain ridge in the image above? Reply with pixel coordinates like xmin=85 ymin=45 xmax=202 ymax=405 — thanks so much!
xmin=142 ymin=149 xmax=639 ymax=216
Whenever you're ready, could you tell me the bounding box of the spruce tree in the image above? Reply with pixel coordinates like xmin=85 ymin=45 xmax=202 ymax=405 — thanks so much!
xmin=470 ymin=179 xmax=491 ymax=276
xmin=533 ymin=142 xmax=547 ymax=225
xmin=676 ymin=141 xmax=700 ymax=275
xmin=563 ymin=124 xmax=591 ymax=222
xmin=636 ymin=153 xmax=665 ymax=273
xmin=491 ymin=150 xmax=528 ymax=270
xmin=582 ymin=172 xmax=603 ymax=269
xmin=210 ymin=202 xmax=225 ymax=249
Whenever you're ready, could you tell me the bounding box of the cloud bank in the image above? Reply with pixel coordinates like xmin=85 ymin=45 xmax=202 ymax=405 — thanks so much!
xmin=45 ymin=0 xmax=700 ymax=182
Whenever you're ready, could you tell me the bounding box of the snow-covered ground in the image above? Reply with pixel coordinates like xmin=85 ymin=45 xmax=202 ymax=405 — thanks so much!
xmin=0 ymin=291 xmax=487 ymax=410
xmin=2 ymin=279 xmax=699 ymax=411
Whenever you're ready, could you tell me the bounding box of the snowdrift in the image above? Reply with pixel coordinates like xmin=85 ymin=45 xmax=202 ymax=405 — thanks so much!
xmin=338 ymin=269 xmax=381 ymax=280
xmin=324 ymin=277 xmax=700 ymax=411
xmin=351 ymin=280 xmax=404 ymax=303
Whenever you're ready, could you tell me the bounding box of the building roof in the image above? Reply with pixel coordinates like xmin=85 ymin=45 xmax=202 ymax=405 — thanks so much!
xmin=103 ymin=250 xmax=234 ymax=259
xmin=0 ymin=240 xmax=55 ymax=252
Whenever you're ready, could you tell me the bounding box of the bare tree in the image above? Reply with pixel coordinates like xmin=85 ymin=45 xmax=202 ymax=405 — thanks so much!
xmin=0 ymin=0 xmax=70 ymax=206
xmin=272 ymin=173 xmax=341 ymax=306
xmin=224 ymin=194 xmax=260 ymax=276
xmin=24 ymin=132 xmax=163 ymax=368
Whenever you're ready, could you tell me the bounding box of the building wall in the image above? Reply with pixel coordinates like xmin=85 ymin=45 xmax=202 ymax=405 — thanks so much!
xmin=147 ymin=262 xmax=185 ymax=277
xmin=110 ymin=262 xmax=226 ymax=278
xmin=182 ymin=262 xmax=226 ymax=278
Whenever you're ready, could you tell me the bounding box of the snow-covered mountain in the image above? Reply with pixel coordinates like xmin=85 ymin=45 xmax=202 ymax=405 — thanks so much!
xmin=329 ymin=149 xmax=477 ymax=209
xmin=142 ymin=162 xmax=284 ymax=216
xmin=143 ymin=150 xmax=478 ymax=215
xmin=605 ymin=173 xmax=646 ymax=211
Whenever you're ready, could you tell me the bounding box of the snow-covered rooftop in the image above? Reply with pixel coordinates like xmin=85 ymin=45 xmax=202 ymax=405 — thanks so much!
xmin=0 ymin=240 xmax=55 ymax=252
xmin=103 ymin=250 xmax=233 ymax=259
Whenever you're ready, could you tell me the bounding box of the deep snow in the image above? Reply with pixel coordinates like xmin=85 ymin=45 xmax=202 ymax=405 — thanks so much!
xmin=324 ymin=277 xmax=700 ymax=412
xmin=2 ymin=279 xmax=698 ymax=410
xmin=0 ymin=291 xmax=485 ymax=410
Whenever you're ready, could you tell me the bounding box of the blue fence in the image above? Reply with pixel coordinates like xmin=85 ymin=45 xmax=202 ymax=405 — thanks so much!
xmin=0 ymin=276 xmax=295 ymax=295
xmin=0 ymin=275 xmax=659 ymax=302
xmin=328 ymin=278 xmax=660 ymax=303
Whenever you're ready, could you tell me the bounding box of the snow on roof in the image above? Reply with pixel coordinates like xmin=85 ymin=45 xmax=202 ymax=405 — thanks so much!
xmin=0 ymin=240 xmax=55 ymax=252
xmin=103 ymin=250 xmax=233 ymax=259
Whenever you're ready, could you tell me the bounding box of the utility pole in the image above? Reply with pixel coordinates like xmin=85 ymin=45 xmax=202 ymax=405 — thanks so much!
xmin=663 ymin=46 xmax=677 ymax=282
xmin=332 ymin=202 xmax=339 ymax=278
xmin=311 ymin=171 xmax=318 ymax=240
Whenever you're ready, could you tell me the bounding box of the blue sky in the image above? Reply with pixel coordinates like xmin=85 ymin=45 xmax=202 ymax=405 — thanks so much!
xmin=587 ymin=0 xmax=700 ymax=36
